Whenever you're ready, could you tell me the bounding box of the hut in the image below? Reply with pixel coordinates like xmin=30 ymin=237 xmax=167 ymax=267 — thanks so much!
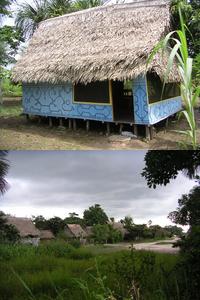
xmin=12 ymin=0 xmax=182 ymax=139
xmin=6 ymin=216 xmax=40 ymax=246
xmin=109 ymin=221 xmax=128 ymax=238
xmin=64 ymin=224 xmax=87 ymax=243
xmin=40 ymin=229 xmax=55 ymax=242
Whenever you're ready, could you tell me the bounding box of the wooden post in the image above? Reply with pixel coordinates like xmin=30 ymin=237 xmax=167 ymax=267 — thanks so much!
xmin=164 ymin=117 xmax=169 ymax=133
xmin=86 ymin=120 xmax=90 ymax=132
xmin=73 ymin=119 xmax=77 ymax=131
xmin=69 ymin=119 xmax=72 ymax=129
xmin=26 ymin=114 xmax=30 ymax=121
xmin=145 ymin=125 xmax=150 ymax=140
xmin=149 ymin=126 xmax=154 ymax=140
xmin=38 ymin=116 xmax=42 ymax=124
xmin=133 ymin=124 xmax=138 ymax=137
xmin=49 ymin=117 xmax=53 ymax=127
xmin=59 ymin=118 xmax=63 ymax=127
xmin=106 ymin=122 xmax=110 ymax=135
xmin=119 ymin=124 xmax=123 ymax=134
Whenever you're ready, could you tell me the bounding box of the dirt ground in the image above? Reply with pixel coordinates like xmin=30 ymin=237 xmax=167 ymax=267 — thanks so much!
xmin=1 ymin=98 xmax=200 ymax=150
xmin=106 ymin=239 xmax=179 ymax=254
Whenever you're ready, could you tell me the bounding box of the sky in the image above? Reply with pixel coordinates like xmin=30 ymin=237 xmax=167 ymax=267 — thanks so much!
xmin=0 ymin=151 xmax=196 ymax=227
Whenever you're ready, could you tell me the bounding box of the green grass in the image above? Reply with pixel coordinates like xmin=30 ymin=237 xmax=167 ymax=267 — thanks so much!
xmin=0 ymin=241 xmax=190 ymax=300
xmin=0 ymin=104 xmax=22 ymax=117
xmin=2 ymin=78 xmax=22 ymax=97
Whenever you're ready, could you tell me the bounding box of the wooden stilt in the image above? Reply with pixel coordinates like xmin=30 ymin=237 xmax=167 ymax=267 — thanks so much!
xmin=59 ymin=118 xmax=63 ymax=127
xmin=73 ymin=119 xmax=77 ymax=131
xmin=69 ymin=119 xmax=72 ymax=129
xmin=106 ymin=122 xmax=110 ymax=135
xmin=119 ymin=124 xmax=123 ymax=134
xmin=145 ymin=125 xmax=150 ymax=140
xmin=133 ymin=124 xmax=138 ymax=137
xmin=49 ymin=117 xmax=53 ymax=127
xmin=38 ymin=116 xmax=42 ymax=124
xmin=86 ymin=120 xmax=90 ymax=132
xmin=164 ymin=117 xmax=169 ymax=133
xmin=149 ymin=126 xmax=154 ymax=140
xmin=26 ymin=114 xmax=30 ymax=121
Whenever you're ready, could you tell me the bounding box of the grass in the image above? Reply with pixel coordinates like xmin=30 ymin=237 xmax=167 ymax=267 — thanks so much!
xmin=0 ymin=104 xmax=22 ymax=117
xmin=2 ymin=78 xmax=22 ymax=97
xmin=0 ymin=241 xmax=190 ymax=300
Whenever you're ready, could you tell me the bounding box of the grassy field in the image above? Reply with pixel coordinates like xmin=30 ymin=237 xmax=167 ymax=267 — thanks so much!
xmin=0 ymin=241 xmax=190 ymax=300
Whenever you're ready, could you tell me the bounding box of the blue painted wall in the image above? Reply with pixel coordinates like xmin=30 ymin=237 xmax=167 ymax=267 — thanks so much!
xmin=132 ymin=76 xmax=149 ymax=125
xmin=148 ymin=97 xmax=182 ymax=125
xmin=22 ymin=83 xmax=113 ymax=122
xmin=23 ymin=79 xmax=182 ymax=125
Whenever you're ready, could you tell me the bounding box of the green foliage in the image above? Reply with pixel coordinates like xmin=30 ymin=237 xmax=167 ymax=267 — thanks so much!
xmin=0 ymin=243 xmax=188 ymax=300
xmin=142 ymin=150 xmax=200 ymax=188
xmin=83 ymin=204 xmax=109 ymax=226
xmin=46 ymin=217 xmax=65 ymax=235
xmin=0 ymin=211 xmax=20 ymax=243
xmin=73 ymin=0 xmax=102 ymax=10
xmin=92 ymin=224 xmax=110 ymax=244
xmin=64 ymin=212 xmax=84 ymax=226
xmin=0 ymin=151 xmax=9 ymax=195
xmin=148 ymin=7 xmax=200 ymax=149
xmin=1 ymin=69 xmax=22 ymax=96
xmin=168 ymin=185 xmax=200 ymax=226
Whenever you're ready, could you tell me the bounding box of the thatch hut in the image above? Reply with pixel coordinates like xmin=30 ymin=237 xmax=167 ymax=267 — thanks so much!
xmin=40 ymin=229 xmax=55 ymax=242
xmin=6 ymin=216 xmax=40 ymax=246
xmin=64 ymin=224 xmax=87 ymax=243
xmin=12 ymin=0 xmax=182 ymax=138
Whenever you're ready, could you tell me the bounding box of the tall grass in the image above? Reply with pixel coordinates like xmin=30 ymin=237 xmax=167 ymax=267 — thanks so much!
xmin=148 ymin=6 xmax=200 ymax=149
xmin=0 ymin=242 xmax=190 ymax=300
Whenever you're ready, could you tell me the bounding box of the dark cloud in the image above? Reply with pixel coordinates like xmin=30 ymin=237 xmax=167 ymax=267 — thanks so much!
xmin=0 ymin=151 xmax=195 ymax=226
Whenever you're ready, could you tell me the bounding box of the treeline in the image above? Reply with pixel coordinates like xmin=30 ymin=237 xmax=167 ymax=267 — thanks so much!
xmin=32 ymin=204 xmax=183 ymax=242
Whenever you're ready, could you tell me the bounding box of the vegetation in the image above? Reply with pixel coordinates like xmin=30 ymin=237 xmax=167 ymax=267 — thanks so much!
xmin=148 ymin=6 xmax=200 ymax=149
xmin=0 ymin=151 xmax=9 ymax=195
xmin=0 ymin=241 xmax=191 ymax=300
xmin=83 ymin=204 xmax=109 ymax=226
xmin=0 ymin=211 xmax=20 ymax=243
xmin=1 ymin=70 xmax=22 ymax=97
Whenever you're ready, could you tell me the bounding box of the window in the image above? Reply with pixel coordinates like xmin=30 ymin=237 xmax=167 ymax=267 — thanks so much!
xmin=147 ymin=72 xmax=180 ymax=104
xmin=74 ymin=81 xmax=110 ymax=104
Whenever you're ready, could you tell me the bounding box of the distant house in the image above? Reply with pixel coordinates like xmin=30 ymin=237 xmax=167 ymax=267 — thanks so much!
xmin=109 ymin=221 xmax=128 ymax=238
xmin=40 ymin=230 xmax=55 ymax=242
xmin=64 ymin=224 xmax=87 ymax=243
xmin=6 ymin=216 xmax=40 ymax=246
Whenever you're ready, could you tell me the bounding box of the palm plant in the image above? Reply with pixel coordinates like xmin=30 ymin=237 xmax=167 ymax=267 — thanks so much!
xmin=73 ymin=0 xmax=102 ymax=10
xmin=148 ymin=6 xmax=200 ymax=150
xmin=15 ymin=0 xmax=50 ymax=39
xmin=0 ymin=151 xmax=9 ymax=195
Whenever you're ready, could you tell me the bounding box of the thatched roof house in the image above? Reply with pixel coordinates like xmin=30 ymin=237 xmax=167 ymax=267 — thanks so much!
xmin=12 ymin=0 xmax=176 ymax=84
xmin=12 ymin=0 xmax=182 ymax=138
xmin=6 ymin=216 xmax=40 ymax=245
xmin=109 ymin=221 xmax=128 ymax=237
xmin=40 ymin=229 xmax=55 ymax=240
xmin=65 ymin=224 xmax=87 ymax=239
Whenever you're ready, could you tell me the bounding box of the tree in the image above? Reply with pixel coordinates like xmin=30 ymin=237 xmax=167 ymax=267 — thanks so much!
xmin=142 ymin=150 xmax=200 ymax=188
xmin=46 ymin=216 xmax=65 ymax=235
xmin=92 ymin=224 xmax=109 ymax=244
xmin=168 ymin=185 xmax=200 ymax=227
xmin=32 ymin=215 xmax=48 ymax=229
xmin=164 ymin=225 xmax=184 ymax=237
xmin=73 ymin=0 xmax=102 ymax=10
xmin=0 ymin=151 xmax=9 ymax=195
xmin=120 ymin=216 xmax=134 ymax=229
xmin=0 ymin=211 xmax=20 ymax=243
xmin=83 ymin=204 xmax=108 ymax=226
xmin=64 ymin=212 xmax=84 ymax=226
xmin=168 ymin=186 xmax=200 ymax=299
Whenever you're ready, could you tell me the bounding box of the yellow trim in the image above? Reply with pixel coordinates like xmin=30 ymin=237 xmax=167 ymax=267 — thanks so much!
xmin=72 ymin=82 xmax=112 ymax=106
xmin=148 ymin=96 xmax=182 ymax=106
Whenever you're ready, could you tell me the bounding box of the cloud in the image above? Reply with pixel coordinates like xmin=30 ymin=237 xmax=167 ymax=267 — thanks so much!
xmin=0 ymin=151 xmax=195 ymax=226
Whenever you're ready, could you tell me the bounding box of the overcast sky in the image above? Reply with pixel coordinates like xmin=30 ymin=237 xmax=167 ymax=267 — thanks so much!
xmin=0 ymin=151 xmax=195 ymax=227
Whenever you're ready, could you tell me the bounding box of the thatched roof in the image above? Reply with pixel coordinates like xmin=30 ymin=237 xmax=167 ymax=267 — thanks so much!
xmin=109 ymin=222 xmax=127 ymax=235
xmin=66 ymin=224 xmax=87 ymax=238
xmin=40 ymin=230 xmax=55 ymax=240
xmin=12 ymin=0 xmax=178 ymax=84
xmin=6 ymin=216 xmax=40 ymax=237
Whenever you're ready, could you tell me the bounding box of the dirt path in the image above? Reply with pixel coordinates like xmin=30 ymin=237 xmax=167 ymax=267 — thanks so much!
xmin=1 ymin=99 xmax=200 ymax=150
xmin=106 ymin=239 xmax=179 ymax=254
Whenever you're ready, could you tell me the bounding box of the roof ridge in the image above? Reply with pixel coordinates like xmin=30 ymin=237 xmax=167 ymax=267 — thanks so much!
xmin=41 ymin=1 xmax=169 ymax=25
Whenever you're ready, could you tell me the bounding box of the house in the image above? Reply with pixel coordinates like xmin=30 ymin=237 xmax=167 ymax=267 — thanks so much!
xmin=12 ymin=0 xmax=182 ymax=139
xmin=39 ymin=229 xmax=55 ymax=242
xmin=6 ymin=216 xmax=40 ymax=246
xmin=109 ymin=221 xmax=128 ymax=238
xmin=64 ymin=224 xmax=87 ymax=243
